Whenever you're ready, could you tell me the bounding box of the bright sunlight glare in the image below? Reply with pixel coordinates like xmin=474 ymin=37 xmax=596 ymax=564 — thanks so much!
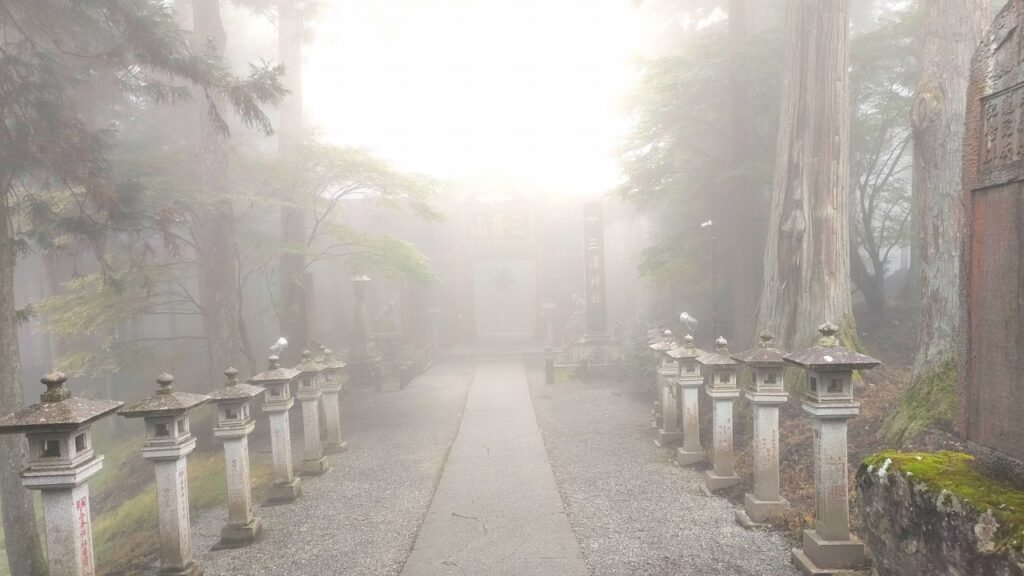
xmin=304 ymin=1 xmax=646 ymax=196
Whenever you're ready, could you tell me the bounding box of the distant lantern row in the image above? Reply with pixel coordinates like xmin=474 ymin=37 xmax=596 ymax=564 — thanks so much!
xmin=0 ymin=345 xmax=349 ymax=576
xmin=647 ymin=321 xmax=879 ymax=576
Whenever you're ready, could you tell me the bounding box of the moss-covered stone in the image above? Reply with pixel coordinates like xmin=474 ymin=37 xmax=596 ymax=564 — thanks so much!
xmin=883 ymin=358 xmax=956 ymax=444
xmin=863 ymin=450 xmax=1024 ymax=550
xmin=858 ymin=450 xmax=1024 ymax=575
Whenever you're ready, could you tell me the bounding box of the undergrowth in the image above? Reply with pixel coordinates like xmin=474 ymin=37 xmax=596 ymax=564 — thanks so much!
xmin=883 ymin=358 xmax=955 ymax=444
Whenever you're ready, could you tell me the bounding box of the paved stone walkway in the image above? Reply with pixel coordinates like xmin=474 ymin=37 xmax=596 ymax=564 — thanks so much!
xmin=400 ymin=358 xmax=588 ymax=576
xmin=189 ymin=356 xmax=800 ymax=576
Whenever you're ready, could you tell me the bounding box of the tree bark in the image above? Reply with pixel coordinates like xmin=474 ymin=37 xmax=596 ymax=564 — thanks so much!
xmin=756 ymin=0 xmax=855 ymax=349
xmin=278 ymin=0 xmax=310 ymax=362
xmin=0 ymin=186 xmax=46 ymax=576
xmin=720 ymin=0 xmax=761 ymax=348
xmin=193 ymin=0 xmax=244 ymax=385
xmin=911 ymin=0 xmax=987 ymax=378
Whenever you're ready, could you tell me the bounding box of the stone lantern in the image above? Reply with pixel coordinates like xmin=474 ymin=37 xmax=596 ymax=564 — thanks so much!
xmin=699 ymin=337 xmax=741 ymax=492
xmin=0 ymin=372 xmax=122 ymax=576
xmin=541 ymin=302 xmax=557 ymax=348
xmin=650 ymin=330 xmax=680 ymax=446
xmin=785 ymin=321 xmax=879 ymax=575
xmin=427 ymin=306 xmax=442 ymax=350
xmin=208 ymin=367 xmax=264 ymax=548
xmin=732 ymin=333 xmax=789 ymax=528
xmin=251 ymin=355 xmax=302 ymax=503
xmin=673 ymin=335 xmax=707 ymax=466
xmin=647 ymin=329 xmax=671 ymax=429
xmin=293 ymin=350 xmax=330 ymax=476
xmin=119 ymin=373 xmax=208 ymax=576
xmin=318 ymin=345 xmax=347 ymax=453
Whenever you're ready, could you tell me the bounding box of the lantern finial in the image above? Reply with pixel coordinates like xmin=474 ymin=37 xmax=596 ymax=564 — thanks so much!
xmin=817 ymin=321 xmax=840 ymax=348
xmin=225 ymin=367 xmax=239 ymax=386
xmin=156 ymin=373 xmax=174 ymax=394
xmin=759 ymin=332 xmax=774 ymax=347
xmin=268 ymin=355 xmax=281 ymax=370
xmin=40 ymin=371 xmax=71 ymax=403
xmin=715 ymin=336 xmax=728 ymax=351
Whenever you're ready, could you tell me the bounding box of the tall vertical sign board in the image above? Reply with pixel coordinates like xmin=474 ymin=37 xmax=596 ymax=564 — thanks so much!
xmin=960 ymin=0 xmax=1024 ymax=465
xmin=582 ymin=201 xmax=609 ymax=342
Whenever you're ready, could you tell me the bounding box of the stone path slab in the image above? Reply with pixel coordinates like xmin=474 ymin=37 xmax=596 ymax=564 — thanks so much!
xmin=400 ymin=359 xmax=588 ymax=576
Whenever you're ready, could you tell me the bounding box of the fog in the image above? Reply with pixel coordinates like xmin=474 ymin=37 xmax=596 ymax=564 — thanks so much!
xmin=0 ymin=1 xmax=1018 ymax=575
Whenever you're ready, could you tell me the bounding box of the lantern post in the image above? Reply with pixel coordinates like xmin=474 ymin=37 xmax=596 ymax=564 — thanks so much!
xmin=786 ymin=322 xmax=879 ymax=574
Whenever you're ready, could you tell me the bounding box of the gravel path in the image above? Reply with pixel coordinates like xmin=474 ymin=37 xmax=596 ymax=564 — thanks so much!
xmin=192 ymin=359 xmax=474 ymax=576
xmin=527 ymin=363 xmax=800 ymax=576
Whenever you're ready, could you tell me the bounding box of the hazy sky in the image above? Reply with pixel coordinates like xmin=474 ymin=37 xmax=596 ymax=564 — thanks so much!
xmin=302 ymin=1 xmax=647 ymax=196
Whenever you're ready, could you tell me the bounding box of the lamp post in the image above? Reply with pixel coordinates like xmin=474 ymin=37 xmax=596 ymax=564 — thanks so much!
xmin=0 ymin=372 xmax=122 ymax=576
xmin=251 ymin=355 xmax=302 ymax=503
xmin=208 ymin=367 xmax=265 ymax=547
xmin=700 ymin=219 xmax=720 ymax=338
xmin=732 ymin=333 xmax=789 ymax=527
xmin=119 ymin=374 xmax=208 ymax=576
xmin=786 ymin=321 xmax=880 ymax=575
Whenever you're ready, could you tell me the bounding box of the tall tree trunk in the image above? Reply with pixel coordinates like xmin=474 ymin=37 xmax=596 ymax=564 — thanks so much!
xmin=0 ymin=187 xmax=46 ymax=576
xmin=193 ymin=0 xmax=243 ymax=385
xmin=911 ymin=0 xmax=988 ymax=378
xmin=721 ymin=0 xmax=761 ymax=348
xmin=278 ymin=0 xmax=309 ymax=362
xmin=756 ymin=0 xmax=855 ymax=349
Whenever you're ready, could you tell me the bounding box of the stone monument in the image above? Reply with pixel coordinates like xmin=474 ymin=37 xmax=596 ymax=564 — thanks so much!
xmin=119 ymin=373 xmax=208 ymax=576
xmin=960 ymin=0 xmax=1024 ymax=474
xmin=293 ymin=350 xmax=330 ymax=476
xmin=572 ymin=202 xmax=620 ymax=371
xmin=786 ymin=322 xmax=879 ymax=575
xmin=732 ymin=333 xmax=789 ymax=527
xmin=673 ymin=335 xmax=707 ymax=466
xmin=653 ymin=331 xmax=683 ymax=447
xmin=318 ymin=346 xmax=347 ymax=453
xmin=251 ymin=355 xmax=302 ymax=503
xmin=698 ymin=337 xmax=741 ymax=493
xmin=208 ymin=367 xmax=264 ymax=547
xmin=0 ymin=372 xmax=122 ymax=576
xmin=348 ymin=275 xmax=381 ymax=388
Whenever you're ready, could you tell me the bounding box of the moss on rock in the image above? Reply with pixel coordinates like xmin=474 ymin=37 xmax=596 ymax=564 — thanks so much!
xmin=883 ymin=358 xmax=956 ymax=444
xmin=863 ymin=450 xmax=1024 ymax=551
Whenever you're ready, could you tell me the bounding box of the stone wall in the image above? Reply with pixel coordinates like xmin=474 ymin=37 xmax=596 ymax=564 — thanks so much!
xmin=856 ymin=452 xmax=1024 ymax=576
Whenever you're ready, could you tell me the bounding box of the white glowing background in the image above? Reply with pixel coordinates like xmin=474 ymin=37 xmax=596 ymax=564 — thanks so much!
xmin=303 ymin=1 xmax=646 ymax=196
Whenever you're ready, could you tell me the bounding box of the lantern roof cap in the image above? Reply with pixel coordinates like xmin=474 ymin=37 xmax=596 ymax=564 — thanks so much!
xmin=318 ymin=347 xmax=347 ymax=371
xmin=293 ymin=350 xmax=326 ymax=375
xmin=783 ymin=321 xmax=880 ymax=370
xmin=0 ymin=373 xmax=123 ymax=433
xmin=698 ymin=337 xmax=740 ymax=367
xmin=649 ymin=330 xmax=677 ymax=352
xmin=732 ymin=332 xmax=787 ymax=365
xmin=667 ymin=334 xmax=704 ymax=359
xmin=251 ymin=355 xmax=299 ymax=384
xmin=209 ymin=367 xmax=265 ymax=402
xmin=120 ymin=373 xmax=209 ymax=418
